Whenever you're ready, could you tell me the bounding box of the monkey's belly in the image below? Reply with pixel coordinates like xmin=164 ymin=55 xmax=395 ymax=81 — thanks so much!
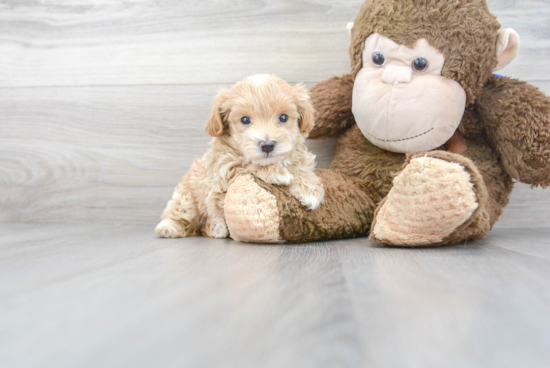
xmin=329 ymin=125 xmax=405 ymax=203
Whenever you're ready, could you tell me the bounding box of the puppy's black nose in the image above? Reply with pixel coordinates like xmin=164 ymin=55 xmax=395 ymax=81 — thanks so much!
xmin=260 ymin=141 xmax=276 ymax=153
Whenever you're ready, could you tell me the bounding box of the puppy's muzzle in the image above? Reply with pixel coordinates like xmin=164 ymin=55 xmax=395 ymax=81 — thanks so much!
xmin=260 ymin=141 xmax=276 ymax=154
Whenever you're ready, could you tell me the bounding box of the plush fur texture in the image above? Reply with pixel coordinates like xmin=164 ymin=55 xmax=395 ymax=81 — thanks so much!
xmin=156 ymin=75 xmax=324 ymax=239
xmin=308 ymin=75 xmax=356 ymax=139
xmin=478 ymin=75 xmax=550 ymax=187
xmin=371 ymin=156 xmax=479 ymax=245
xmin=223 ymin=0 xmax=550 ymax=245
xmin=370 ymin=150 xmax=493 ymax=246
xmin=224 ymin=174 xmax=284 ymax=243
xmin=226 ymin=169 xmax=376 ymax=243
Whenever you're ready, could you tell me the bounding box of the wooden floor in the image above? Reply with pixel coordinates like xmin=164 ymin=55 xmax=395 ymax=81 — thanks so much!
xmin=1 ymin=224 xmax=549 ymax=368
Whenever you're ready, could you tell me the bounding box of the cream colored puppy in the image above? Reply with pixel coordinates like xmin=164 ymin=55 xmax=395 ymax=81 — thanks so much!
xmin=155 ymin=74 xmax=325 ymax=239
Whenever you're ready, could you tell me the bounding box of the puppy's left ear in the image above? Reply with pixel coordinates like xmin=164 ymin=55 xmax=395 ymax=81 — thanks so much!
xmin=294 ymin=84 xmax=315 ymax=135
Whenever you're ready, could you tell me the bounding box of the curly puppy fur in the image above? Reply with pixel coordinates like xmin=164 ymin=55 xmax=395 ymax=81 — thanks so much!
xmin=155 ymin=74 xmax=324 ymax=239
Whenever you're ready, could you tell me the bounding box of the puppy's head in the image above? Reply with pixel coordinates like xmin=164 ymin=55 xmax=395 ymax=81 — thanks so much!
xmin=205 ymin=74 xmax=315 ymax=166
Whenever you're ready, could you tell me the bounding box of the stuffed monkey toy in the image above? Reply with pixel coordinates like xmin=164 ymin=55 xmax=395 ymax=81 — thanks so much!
xmin=223 ymin=0 xmax=550 ymax=246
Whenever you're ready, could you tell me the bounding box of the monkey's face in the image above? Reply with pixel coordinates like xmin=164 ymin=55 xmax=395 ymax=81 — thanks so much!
xmin=352 ymin=33 xmax=467 ymax=153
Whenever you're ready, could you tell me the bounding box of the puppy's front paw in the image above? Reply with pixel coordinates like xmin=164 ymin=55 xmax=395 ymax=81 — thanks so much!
xmin=270 ymin=170 xmax=293 ymax=186
xmin=205 ymin=218 xmax=230 ymax=239
xmin=155 ymin=219 xmax=185 ymax=238
xmin=255 ymin=166 xmax=293 ymax=186
xmin=291 ymin=184 xmax=325 ymax=210
xmin=300 ymin=188 xmax=325 ymax=210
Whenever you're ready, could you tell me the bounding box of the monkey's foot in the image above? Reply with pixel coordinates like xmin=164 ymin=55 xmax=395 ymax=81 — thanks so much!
xmin=224 ymin=175 xmax=285 ymax=243
xmin=371 ymin=152 xmax=487 ymax=246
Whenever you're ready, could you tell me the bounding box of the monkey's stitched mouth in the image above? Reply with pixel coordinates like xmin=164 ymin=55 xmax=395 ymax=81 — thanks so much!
xmin=365 ymin=127 xmax=434 ymax=143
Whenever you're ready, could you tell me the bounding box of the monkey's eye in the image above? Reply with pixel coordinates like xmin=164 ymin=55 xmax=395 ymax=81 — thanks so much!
xmin=413 ymin=58 xmax=429 ymax=72
xmin=241 ymin=117 xmax=251 ymax=125
xmin=372 ymin=53 xmax=386 ymax=66
xmin=279 ymin=114 xmax=288 ymax=123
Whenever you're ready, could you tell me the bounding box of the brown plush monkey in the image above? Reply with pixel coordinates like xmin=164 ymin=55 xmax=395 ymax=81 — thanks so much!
xmin=223 ymin=0 xmax=550 ymax=246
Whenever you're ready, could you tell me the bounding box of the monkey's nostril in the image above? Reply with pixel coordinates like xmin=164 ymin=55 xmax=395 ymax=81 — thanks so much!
xmin=260 ymin=141 xmax=276 ymax=153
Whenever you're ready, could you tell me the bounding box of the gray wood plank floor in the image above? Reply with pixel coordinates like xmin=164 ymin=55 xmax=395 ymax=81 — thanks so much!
xmin=1 ymin=224 xmax=549 ymax=368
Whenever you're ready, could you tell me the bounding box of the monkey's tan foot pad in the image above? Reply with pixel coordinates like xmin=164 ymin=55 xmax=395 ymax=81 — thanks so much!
xmin=225 ymin=174 xmax=285 ymax=243
xmin=370 ymin=156 xmax=479 ymax=246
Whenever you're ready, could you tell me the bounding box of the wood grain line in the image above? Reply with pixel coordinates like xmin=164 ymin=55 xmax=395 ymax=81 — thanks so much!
xmin=0 ymin=0 xmax=548 ymax=87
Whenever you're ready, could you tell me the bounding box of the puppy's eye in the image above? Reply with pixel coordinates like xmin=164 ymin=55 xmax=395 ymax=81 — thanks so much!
xmin=279 ymin=114 xmax=288 ymax=123
xmin=241 ymin=117 xmax=251 ymax=125
xmin=413 ymin=58 xmax=429 ymax=72
xmin=372 ymin=52 xmax=385 ymax=66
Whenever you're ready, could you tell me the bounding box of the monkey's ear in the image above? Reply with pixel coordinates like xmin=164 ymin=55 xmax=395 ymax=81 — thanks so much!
xmin=205 ymin=90 xmax=230 ymax=137
xmin=346 ymin=22 xmax=354 ymax=38
xmin=294 ymin=84 xmax=315 ymax=135
xmin=494 ymin=28 xmax=520 ymax=71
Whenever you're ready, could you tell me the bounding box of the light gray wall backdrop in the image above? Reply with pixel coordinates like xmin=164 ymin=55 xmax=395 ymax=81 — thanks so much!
xmin=1 ymin=0 xmax=549 ymax=228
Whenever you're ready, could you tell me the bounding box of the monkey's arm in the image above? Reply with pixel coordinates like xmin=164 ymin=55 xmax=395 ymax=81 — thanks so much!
xmin=477 ymin=75 xmax=550 ymax=187
xmin=309 ymin=74 xmax=356 ymax=139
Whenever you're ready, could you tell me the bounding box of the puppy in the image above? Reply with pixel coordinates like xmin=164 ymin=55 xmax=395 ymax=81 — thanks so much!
xmin=155 ymin=74 xmax=325 ymax=239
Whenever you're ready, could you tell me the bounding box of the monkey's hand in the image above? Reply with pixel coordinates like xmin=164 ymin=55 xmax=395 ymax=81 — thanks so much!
xmin=309 ymin=74 xmax=356 ymax=139
xmin=478 ymin=75 xmax=550 ymax=187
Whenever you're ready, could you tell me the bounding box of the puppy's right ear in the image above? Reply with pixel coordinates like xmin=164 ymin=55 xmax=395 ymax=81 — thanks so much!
xmin=205 ymin=90 xmax=230 ymax=137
